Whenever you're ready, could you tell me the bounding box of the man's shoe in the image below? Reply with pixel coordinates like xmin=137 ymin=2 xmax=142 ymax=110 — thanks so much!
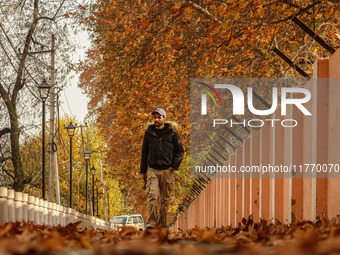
xmin=146 ymin=226 xmax=154 ymax=230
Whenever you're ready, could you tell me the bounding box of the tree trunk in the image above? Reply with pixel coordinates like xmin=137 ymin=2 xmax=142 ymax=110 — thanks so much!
xmin=9 ymin=107 xmax=24 ymax=191
xmin=0 ymin=0 xmax=39 ymax=191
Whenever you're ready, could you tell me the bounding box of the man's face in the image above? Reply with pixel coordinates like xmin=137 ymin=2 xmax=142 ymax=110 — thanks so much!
xmin=153 ymin=113 xmax=166 ymax=128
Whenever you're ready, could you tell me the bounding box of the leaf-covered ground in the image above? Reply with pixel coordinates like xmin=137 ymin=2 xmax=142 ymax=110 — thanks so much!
xmin=1 ymin=217 xmax=340 ymax=254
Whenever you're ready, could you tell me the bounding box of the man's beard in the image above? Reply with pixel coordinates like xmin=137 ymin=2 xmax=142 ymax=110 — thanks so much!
xmin=154 ymin=121 xmax=163 ymax=127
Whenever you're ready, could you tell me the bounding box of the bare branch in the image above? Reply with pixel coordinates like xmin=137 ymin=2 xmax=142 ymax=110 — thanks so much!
xmin=0 ymin=156 xmax=11 ymax=164
xmin=0 ymin=128 xmax=10 ymax=138
xmin=237 ymin=1 xmax=321 ymax=27
xmin=1 ymin=168 xmax=14 ymax=180
xmin=282 ymin=0 xmax=302 ymax=9
xmin=31 ymin=36 xmax=46 ymax=49
xmin=12 ymin=0 xmax=39 ymax=104
xmin=52 ymin=0 xmax=66 ymax=20
xmin=185 ymin=0 xmax=222 ymax=24
xmin=18 ymin=0 xmax=27 ymax=8
xmin=37 ymin=16 xmax=55 ymax=22
xmin=269 ymin=1 xmax=321 ymax=24
xmin=262 ymin=1 xmax=282 ymax=8
xmin=0 ymin=82 xmax=13 ymax=111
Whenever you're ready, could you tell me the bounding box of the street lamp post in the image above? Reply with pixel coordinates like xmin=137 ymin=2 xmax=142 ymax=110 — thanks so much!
xmin=90 ymin=166 xmax=96 ymax=216
xmin=95 ymin=178 xmax=100 ymax=218
xmin=84 ymin=149 xmax=91 ymax=214
xmin=65 ymin=121 xmax=76 ymax=208
xmin=106 ymin=186 xmax=110 ymax=220
xmin=38 ymin=79 xmax=51 ymax=200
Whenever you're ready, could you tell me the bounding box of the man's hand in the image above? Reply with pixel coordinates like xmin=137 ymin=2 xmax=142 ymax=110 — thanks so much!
xmin=168 ymin=167 xmax=175 ymax=173
xmin=142 ymin=173 xmax=147 ymax=182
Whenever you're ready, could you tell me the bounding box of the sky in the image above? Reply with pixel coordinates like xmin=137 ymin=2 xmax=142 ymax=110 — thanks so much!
xmin=59 ymin=30 xmax=91 ymax=123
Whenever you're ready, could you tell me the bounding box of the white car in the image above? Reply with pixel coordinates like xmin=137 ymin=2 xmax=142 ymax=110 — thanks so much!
xmin=110 ymin=214 xmax=145 ymax=231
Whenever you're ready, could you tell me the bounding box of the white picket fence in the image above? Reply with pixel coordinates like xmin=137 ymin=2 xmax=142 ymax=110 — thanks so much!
xmin=0 ymin=187 xmax=113 ymax=230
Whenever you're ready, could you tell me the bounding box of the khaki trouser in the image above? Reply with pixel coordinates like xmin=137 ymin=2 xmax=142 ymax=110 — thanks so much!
xmin=146 ymin=167 xmax=174 ymax=228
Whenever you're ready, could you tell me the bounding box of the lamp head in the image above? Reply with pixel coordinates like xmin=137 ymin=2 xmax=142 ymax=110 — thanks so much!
xmin=90 ymin=166 xmax=96 ymax=175
xmin=38 ymin=79 xmax=51 ymax=100
xmin=84 ymin=149 xmax=91 ymax=161
xmin=65 ymin=121 xmax=76 ymax=137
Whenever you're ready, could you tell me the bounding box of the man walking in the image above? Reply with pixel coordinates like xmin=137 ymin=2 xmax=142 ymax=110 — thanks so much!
xmin=140 ymin=108 xmax=184 ymax=229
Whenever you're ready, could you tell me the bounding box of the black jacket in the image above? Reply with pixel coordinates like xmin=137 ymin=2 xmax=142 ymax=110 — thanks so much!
xmin=140 ymin=122 xmax=184 ymax=174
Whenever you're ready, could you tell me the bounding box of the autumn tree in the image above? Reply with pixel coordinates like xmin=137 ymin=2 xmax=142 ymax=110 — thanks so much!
xmin=0 ymin=0 xmax=93 ymax=191
xmin=21 ymin=115 xmax=125 ymax=217
xmin=78 ymin=0 xmax=340 ymax=217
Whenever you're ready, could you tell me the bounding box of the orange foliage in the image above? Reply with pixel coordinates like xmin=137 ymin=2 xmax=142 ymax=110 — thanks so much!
xmin=1 ymin=216 xmax=340 ymax=254
xmin=77 ymin=0 xmax=340 ymax=216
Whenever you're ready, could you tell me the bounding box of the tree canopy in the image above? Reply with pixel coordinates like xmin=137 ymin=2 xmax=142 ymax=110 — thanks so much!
xmin=0 ymin=0 xmax=90 ymax=190
xmin=77 ymin=0 xmax=340 ymax=218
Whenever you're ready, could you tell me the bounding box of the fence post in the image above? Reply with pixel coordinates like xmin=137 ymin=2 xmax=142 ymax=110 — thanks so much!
xmin=0 ymin=187 xmax=8 ymax=224
xmin=57 ymin=205 xmax=62 ymax=226
xmin=85 ymin=215 xmax=92 ymax=228
xmin=236 ymin=148 xmax=242 ymax=226
xmin=13 ymin=192 xmax=22 ymax=222
xmin=63 ymin=207 xmax=67 ymax=226
xmin=244 ymin=139 xmax=251 ymax=221
xmin=71 ymin=209 xmax=76 ymax=223
xmin=54 ymin=204 xmax=59 ymax=226
xmin=27 ymin=196 xmax=35 ymax=223
xmin=48 ymin=202 xmax=53 ymax=226
xmin=90 ymin=216 xmax=95 ymax=228
xmin=64 ymin=208 xmax=69 ymax=225
xmin=74 ymin=210 xmax=79 ymax=223
xmin=39 ymin=199 xmax=44 ymax=225
xmin=59 ymin=206 xmax=63 ymax=226
xmin=261 ymin=124 xmax=271 ymax=220
xmin=56 ymin=204 xmax=61 ymax=226
xmin=251 ymin=130 xmax=260 ymax=223
xmin=328 ymin=53 xmax=340 ymax=218
xmin=22 ymin=193 xmax=28 ymax=223
xmin=53 ymin=203 xmax=57 ymax=226
xmin=79 ymin=213 xmax=86 ymax=228
xmin=34 ymin=197 xmax=40 ymax=225
xmin=43 ymin=200 xmax=48 ymax=225
xmin=14 ymin=192 xmax=23 ymax=222
xmin=75 ymin=211 xmax=80 ymax=226
xmin=229 ymin=154 xmax=236 ymax=227
xmin=59 ymin=207 xmax=63 ymax=226
xmin=65 ymin=208 xmax=72 ymax=225
xmin=7 ymin=190 xmax=15 ymax=222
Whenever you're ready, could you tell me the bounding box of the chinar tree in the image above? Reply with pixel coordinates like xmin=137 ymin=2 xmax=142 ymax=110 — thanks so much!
xmin=0 ymin=0 xmax=89 ymax=191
